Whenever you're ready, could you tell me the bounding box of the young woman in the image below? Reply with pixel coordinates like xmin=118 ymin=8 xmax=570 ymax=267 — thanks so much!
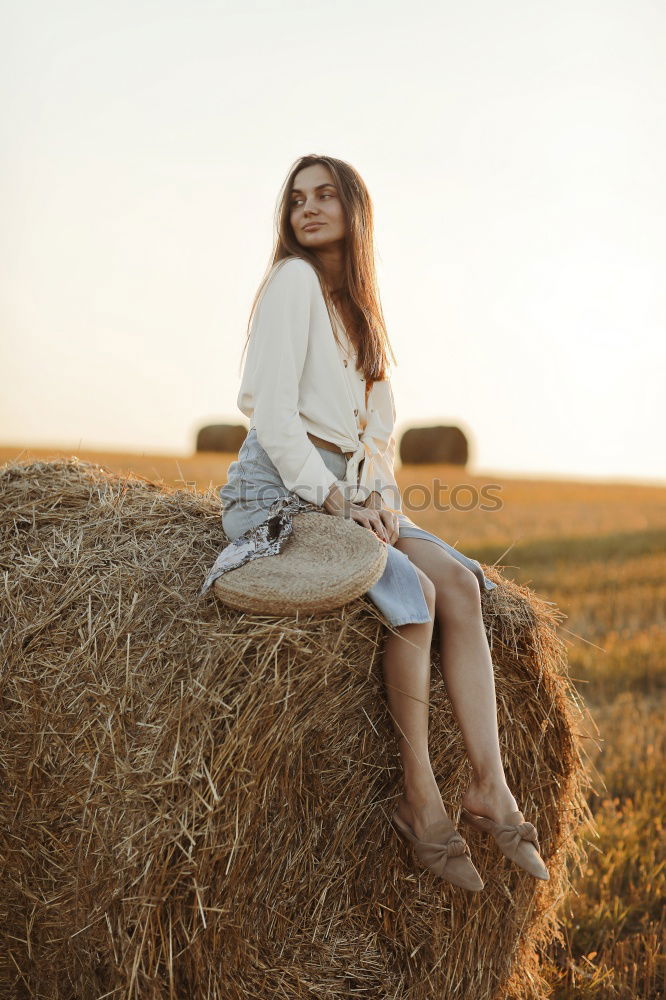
xmin=217 ymin=154 xmax=549 ymax=891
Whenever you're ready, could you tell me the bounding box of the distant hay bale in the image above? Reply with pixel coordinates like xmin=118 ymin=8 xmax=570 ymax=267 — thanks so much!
xmin=196 ymin=423 xmax=248 ymax=453
xmin=400 ymin=425 xmax=469 ymax=464
xmin=0 ymin=457 xmax=591 ymax=1000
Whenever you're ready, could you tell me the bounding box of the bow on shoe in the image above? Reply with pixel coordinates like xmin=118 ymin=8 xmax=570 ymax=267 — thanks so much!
xmin=416 ymin=832 xmax=470 ymax=869
xmin=495 ymin=818 xmax=540 ymax=857
xmin=515 ymin=820 xmax=540 ymax=849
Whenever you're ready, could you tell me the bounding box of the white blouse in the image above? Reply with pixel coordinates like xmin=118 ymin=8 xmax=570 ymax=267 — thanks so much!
xmin=236 ymin=256 xmax=402 ymax=513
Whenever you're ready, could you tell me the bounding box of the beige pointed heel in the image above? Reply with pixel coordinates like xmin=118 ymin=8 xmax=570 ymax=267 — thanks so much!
xmin=391 ymin=809 xmax=484 ymax=892
xmin=460 ymin=806 xmax=550 ymax=881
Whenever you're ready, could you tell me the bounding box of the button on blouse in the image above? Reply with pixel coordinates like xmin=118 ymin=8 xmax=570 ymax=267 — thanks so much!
xmin=331 ymin=310 xmax=368 ymax=434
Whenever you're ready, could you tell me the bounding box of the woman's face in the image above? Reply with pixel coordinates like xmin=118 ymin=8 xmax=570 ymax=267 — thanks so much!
xmin=289 ymin=164 xmax=346 ymax=249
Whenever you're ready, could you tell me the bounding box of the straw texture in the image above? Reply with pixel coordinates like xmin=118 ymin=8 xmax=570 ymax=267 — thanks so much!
xmin=0 ymin=457 xmax=592 ymax=1000
xmin=212 ymin=510 xmax=388 ymax=613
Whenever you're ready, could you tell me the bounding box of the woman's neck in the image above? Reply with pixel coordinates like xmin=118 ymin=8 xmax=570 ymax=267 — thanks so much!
xmin=314 ymin=244 xmax=345 ymax=293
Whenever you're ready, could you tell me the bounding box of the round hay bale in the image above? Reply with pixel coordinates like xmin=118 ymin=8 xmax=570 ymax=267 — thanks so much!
xmin=400 ymin=425 xmax=469 ymax=465
xmin=196 ymin=423 xmax=248 ymax=453
xmin=0 ymin=457 xmax=591 ymax=1000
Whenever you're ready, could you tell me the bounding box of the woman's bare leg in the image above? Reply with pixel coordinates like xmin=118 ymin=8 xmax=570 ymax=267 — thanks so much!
xmin=394 ymin=537 xmax=521 ymax=826
xmin=382 ymin=567 xmax=459 ymax=840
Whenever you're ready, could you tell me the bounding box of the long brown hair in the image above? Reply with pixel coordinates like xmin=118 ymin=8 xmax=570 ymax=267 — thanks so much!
xmin=238 ymin=154 xmax=397 ymax=391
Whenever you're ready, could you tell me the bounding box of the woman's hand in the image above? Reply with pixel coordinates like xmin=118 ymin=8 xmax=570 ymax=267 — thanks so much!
xmin=323 ymin=483 xmax=393 ymax=544
xmin=362 ymin=490 xmax=400 ymax=545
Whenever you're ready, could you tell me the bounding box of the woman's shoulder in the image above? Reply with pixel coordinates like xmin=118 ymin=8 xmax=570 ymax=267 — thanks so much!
xmin=251 ymin=257 xmax=322 ymax=336
xmin=267 ymin=255 xmax=319 ymax=287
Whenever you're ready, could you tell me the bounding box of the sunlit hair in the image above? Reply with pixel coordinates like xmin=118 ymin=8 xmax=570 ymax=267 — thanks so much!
xmin=239 ymin=154 xmax=397 ymax=391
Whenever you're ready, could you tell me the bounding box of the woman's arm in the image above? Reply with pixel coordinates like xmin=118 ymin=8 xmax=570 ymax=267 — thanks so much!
xmin=360 ymin=380 xmax=402 ymax=514
xmin=363 ymin=490 xmax=384 ymax=509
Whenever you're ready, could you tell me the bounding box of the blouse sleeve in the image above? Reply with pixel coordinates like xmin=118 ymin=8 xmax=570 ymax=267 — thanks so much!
xmin=360 ymin=377 xmax=403 ymax=514
xmin=240 ymin=259 xmax=339 ymax=507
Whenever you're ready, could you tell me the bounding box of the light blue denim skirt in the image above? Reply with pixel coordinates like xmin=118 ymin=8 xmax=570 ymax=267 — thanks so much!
xmin=219 ymin=427 xmax=497 ymax=627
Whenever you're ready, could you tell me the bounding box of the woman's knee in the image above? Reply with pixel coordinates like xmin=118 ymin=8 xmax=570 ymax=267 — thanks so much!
xmin=414 ymin=566 xmax=437 ymax=611
xmin=434 ymin=560 xmax=481 ymax=610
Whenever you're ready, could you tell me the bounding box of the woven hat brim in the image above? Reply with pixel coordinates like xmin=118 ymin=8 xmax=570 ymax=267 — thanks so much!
xmin=213 ymin=511 xmax=388 ymax=614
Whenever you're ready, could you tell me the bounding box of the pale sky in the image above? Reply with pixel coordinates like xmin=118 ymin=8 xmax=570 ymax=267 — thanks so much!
xmin=2 ymin=0 xmax=664 ymax=484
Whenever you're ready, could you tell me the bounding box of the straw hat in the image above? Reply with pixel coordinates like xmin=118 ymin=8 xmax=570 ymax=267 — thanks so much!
xmin=212 ymin=510 xmax=388 ymax=614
